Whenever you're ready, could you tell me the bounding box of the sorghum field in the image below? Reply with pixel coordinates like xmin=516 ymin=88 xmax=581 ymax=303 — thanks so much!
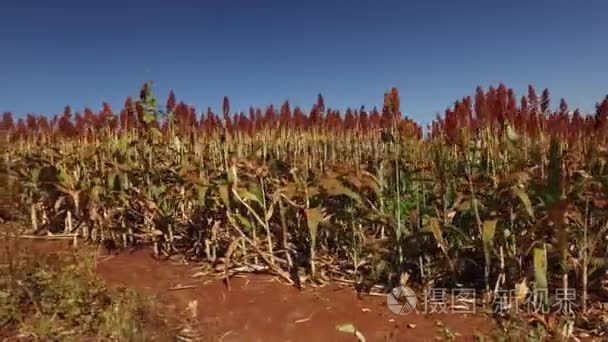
xmin=2 ymin=83 xmax=608 ymax=341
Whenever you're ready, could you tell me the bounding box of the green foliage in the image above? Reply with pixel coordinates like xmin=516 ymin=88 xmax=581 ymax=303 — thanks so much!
xmin=4 ymin=84 xmax=608 ymax=341
xmin=482 ymin=219 xmax=497 ymax=267
xmin=0 ymin=239 xmax=170 ymax=341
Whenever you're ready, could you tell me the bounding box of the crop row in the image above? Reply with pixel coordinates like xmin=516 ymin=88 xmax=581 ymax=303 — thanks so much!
xmin=2 ymin=84 xmax=608 ymax=318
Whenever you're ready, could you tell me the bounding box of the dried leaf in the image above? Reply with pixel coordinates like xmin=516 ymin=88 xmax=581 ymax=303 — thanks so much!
xmin=428 ymin=218 xmax=448 ymax=256
xmin=336 ymin=323 xmax=356 ymax=334
xmin=514 ymin=278 xmax=529 ymax=303
xmin=506 ymin=124 xmax=519 ymax=142
xmin=319 ymin=177 xmax=362 ymax=203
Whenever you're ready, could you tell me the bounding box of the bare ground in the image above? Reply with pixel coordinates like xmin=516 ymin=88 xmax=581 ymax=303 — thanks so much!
xmin=2 ymin=233 xmax=501 ymax=341
xmin=94 ymin=247 xmax=495 ymax=341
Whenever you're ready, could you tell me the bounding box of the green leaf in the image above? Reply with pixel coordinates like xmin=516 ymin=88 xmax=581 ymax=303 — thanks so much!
xmin=265 ymin=195 xmax=279 ymax=222
xmin=151 ymin=184 xmax=167 ymax=200
xmin=142 ymin=111 xmax=156 ymax=124
xmin=236 ymin=186 xmax=263 ymax=206
xmin=89 ymin=184 xmax=101 ymax=203
xmin=227 ymin=165 xmax=237 ymax=185
xmin=428 ymin=217 xmax=448 ymax=256
xmin=545 ymin=136 xmax=562 ymax=206
xmin=195 ymin=185 xmax=208 ymax=204
xmin=57 ymin=167 xmax=74 ymax=189
xmin=234 ymin=213 xmax=254 ymax=230
xmin=218 ymin=185 xmax=230 ymax=208
xmin=482 ymin=220 xmax=497 ymax=246
xmin=533 ymin=246 xmax=548 ymax=305
xmin=482 ymin=219 xmax=497 ymax=265
xmin=512 ymin=186 xmax=534 ymax=219
xmin=107 ymin=173 xmax=117 ymax=190
xmin=533 ymin=246 xmax=548 ymax=290
xmin=119 ymin=172 xmax=129 ymax=190
xmin=444 ymin=223 xmax=471 ymax=242
xmin=248 ymin=182 xmax=264 ymax=203
xmin=150 ymin=127 xmax=163 ymax=138
xmin=305 ymin=207 xmax=324 ymax=248
xmin=30 ymin=168 xmax=41 ymax=183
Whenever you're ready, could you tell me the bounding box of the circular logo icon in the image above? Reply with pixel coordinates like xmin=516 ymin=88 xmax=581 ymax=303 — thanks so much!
xmin=387 ymin=286 xmax=417 ymax=315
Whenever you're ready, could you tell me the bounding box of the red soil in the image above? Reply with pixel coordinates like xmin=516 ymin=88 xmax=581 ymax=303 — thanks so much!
xmin=1 ymin=234 xmax=497 ymax=341
xmin=95 ymin=248 xmax=496 ymax=341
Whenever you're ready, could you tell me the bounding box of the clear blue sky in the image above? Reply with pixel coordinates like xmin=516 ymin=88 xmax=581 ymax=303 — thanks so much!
xmin=1 ymin=0 xmax=606 ymax=123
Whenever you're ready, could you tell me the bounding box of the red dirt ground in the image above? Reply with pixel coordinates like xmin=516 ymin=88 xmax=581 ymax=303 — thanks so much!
xmin=94 ymin=248 xmax=496 ymax=341
xmin=3 ymin=235 xmax=498 ymax=341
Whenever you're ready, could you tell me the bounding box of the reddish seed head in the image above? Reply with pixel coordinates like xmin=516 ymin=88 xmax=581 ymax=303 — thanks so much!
xmin=316 ymin=94 xmax=325 ymax=113
xmin=166 ymin=90 xmax=177 ymax=113
xmin=280 ymin=100 xmax=292 ymax=127
xmin=2 ymin=112 xmax=14 ymax=131
xmin=391 ymin=87 xmax=400 ymax=115
xmin=222 ymin=96 xmax=230 ymax=118
xmin=541 ymin=89 xmax=550 ymax=114
xmin=139 ymin=82 xmax=151 ymax=101
xmin=309 ymin=106 xmax=320 ymax=127
xmin=474 ymin=86 xmax=486 ymax=124
xmin=559 ymin=98 xmax=568 ymax=113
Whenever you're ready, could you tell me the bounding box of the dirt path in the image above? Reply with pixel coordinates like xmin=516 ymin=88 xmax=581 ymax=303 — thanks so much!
xmin=1 ymin=230 xmax=496 ymax=341
xmin=95 ymin=248 xmax=495 ymax=341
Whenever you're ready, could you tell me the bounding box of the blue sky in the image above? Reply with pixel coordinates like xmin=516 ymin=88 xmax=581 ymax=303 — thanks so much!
xmin=1 ymin=0 xmax=606 ymax=124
